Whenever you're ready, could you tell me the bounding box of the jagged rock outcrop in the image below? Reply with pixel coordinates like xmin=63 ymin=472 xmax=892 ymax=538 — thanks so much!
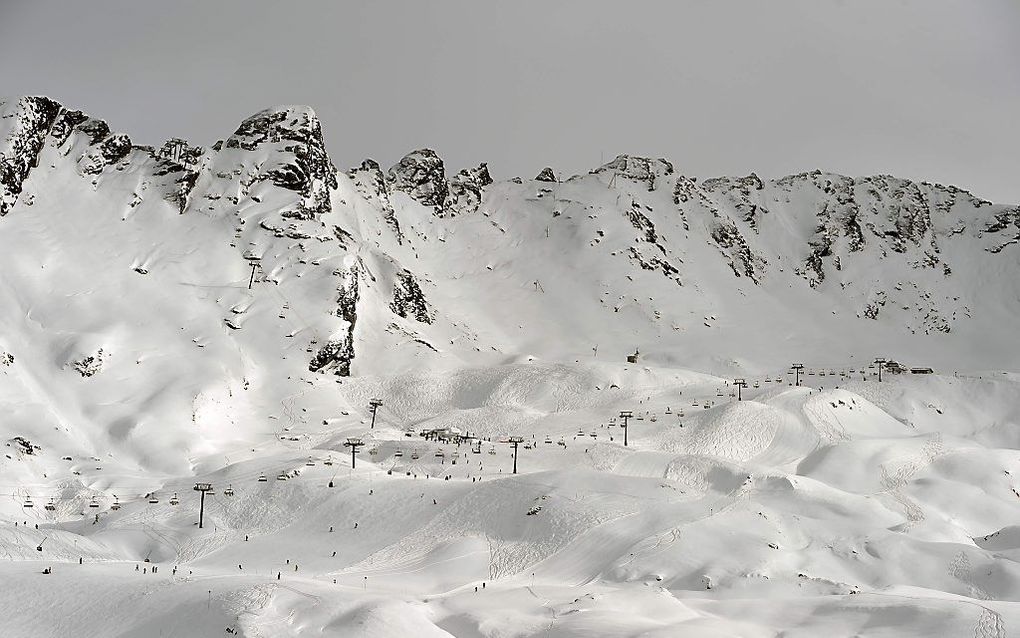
xmin=156 ymin=138 xmax=204 ymax=168
xmin=709 ymin=213 xmax=763 ymax=283
xmin=445 ymin=163 xmax=492 ymax=216
xmin=226 ymin=106 xmax=337 ymax=219
xmin=984 ymin=206 xmax=1020 ymax=253
xmin=390 ymin=268 xmax=434 ymax=324
xmin=387 ymin=148 xmax=447 ymax=213
xmin=309 ymin=264 xmax=360 ymax=376
xmin=594 ymin=154 xmax=674 ymax=191
xmin=535 ymin=167 xmax=557 ymax=183
xmin=0 ymin=96 xmax=62 ymax=215
xmin=701 ymin=173 xmax=766 ymax=229
xmin=348 ymin=159 xmax=402 ymax=242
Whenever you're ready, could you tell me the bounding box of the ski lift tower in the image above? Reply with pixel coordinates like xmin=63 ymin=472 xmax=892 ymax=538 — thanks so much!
xmin=791 ymin=363 xmax=805 ymax=387
xmin=874 ymin=357 xmax=887 ymax=383
xmin=193 ymin=482 xmax=213 ymax=529
xmin=619 ymin=410 xmax=634 ymax=447
xmin=345 ymin=437 xmax=364 ymax=469
xmin=733 ymin=378 xmax=748 ymax=401
xmin=508 ymin=436 xmax=525 ymax=474
xmin=368 ymin=399 xmax=383 ymax=429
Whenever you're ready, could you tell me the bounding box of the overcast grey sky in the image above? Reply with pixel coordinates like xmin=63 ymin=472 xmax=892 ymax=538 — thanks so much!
xmin=2 ymin=1 xmax=1018 ymax=202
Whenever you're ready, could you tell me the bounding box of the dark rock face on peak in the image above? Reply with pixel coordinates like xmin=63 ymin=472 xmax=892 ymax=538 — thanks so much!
xmin=535 ymin=167 xmax=557 ymax=183
xmin=156 ymin=138 xmax=204 ymax=168
xmin=594 ymin=154 xmax=674 ymax=191
xmin=0 ymin=96 xmax=62 ymax=215
xmin=387 ymin=148 xmax=448 ymax=213
xmin=702 ymin=173 xmax=766 ymax=229
xmin=226 ymin=107 xmax=338 ymax=218
xmin=445 ymin=163 xmax=492 ymax=216
xmin=1 ymin=96 xmax=138 ymax=214
xmin=348 ymin=159 xmax=403 ymax=242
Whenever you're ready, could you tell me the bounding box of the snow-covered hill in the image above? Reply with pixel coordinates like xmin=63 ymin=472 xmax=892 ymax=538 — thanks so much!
xmin=1 ymin=95 xmax=1019 ymax=636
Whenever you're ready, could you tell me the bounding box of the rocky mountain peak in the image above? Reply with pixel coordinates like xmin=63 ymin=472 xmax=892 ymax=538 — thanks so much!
xmin=593 ymin=154 xmax=675 ymax=191
xmin=387 ymin=148 xmax=448 ymax=213
xmin=445 ymin=162 xmax=492 ymax=216
xmin=224 ymin=106 xmax=338 ymax=218
xmin=535 ymin=167 xmax=558 ymax=183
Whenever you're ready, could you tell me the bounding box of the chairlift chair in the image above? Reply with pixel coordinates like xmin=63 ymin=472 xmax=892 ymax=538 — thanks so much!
xmin=257 ymin=473 xmax=268 ymax=482
xmin=89 ymin=496 xmax=100 ymax=508
xmin=306 ymin=457 xmax=316 ymax=466
xmin=23 ymin=497 xmax=34 ymax=508
xmin=488 ymin=446 xmax=497 ymax=455
xmin=45 ymin=498 xmax=56 ymax=511
xmin=169 ymin=493 xmax=179 ymax=506
xmin=435 ymin=449 xmax=445 ymax=458
xmin=147 ymin=494 xmax=159 ymax=504
xmin=277 ymin=473 xmax=288 ymax=481
xmin=224 ymin=485 xmax=235 ymax=496
xmin=411 ymin=451 xmax=420 ymax=460
xmin=544 ymin=437 xmax=553 ymax=444
xmin=111 ymin=497 xmax=121 ymax=511
xmin=324 ymin=456 xmax=334 ymax=465
xmin=394 ymin=450 xmax=403 ymax=458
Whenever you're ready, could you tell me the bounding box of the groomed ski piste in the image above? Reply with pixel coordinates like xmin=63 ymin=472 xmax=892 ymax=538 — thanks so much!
xmin=1 ymin=96 xmax=1019 ymax=636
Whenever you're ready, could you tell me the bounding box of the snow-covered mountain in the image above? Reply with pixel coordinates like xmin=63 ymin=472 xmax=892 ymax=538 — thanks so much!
xmin=2 ymin=95 xmax=1019 ymax=636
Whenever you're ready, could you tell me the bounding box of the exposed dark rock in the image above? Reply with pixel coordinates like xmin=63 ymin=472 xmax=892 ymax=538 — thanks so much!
xmin=625 ymin=200 xmax=657 ymax=243
xmin=227 ymin=107 xmax=337 ymax=218
xmin=156 ymin=138 xmax=204 ymax=168
xmin=0 ymin=96 xmax=62 ymax=215
xmin=710 ymin=215 xmax=762 ymax=283
xmin=10 ymin=436 xmax=40 ymax=455
xmin=535 ymin=167 xmax=557 ymax=183
xmin=701 ymin=173 xmax=766 ymax=229
xmin=309 ymin=264 xmax=360 ymax=375
xmin=387 ymin=148 xmax=447 ymax=213
xmin=71 ymin=348 xmax=105 ymax=378
xmin=349 ymin=159 xmax=402 ymax=241
xmin=594 ymin=154 xmax=674 ymax=191
xmin=445 ymin=163 xmax=492 ymax=216
xmin=390 ymin=268 xmax=434 ymax=324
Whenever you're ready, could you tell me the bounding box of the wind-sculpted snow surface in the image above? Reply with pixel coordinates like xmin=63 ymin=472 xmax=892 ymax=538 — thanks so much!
xmin=1 ymin=96 xmax=1020 ymax=636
